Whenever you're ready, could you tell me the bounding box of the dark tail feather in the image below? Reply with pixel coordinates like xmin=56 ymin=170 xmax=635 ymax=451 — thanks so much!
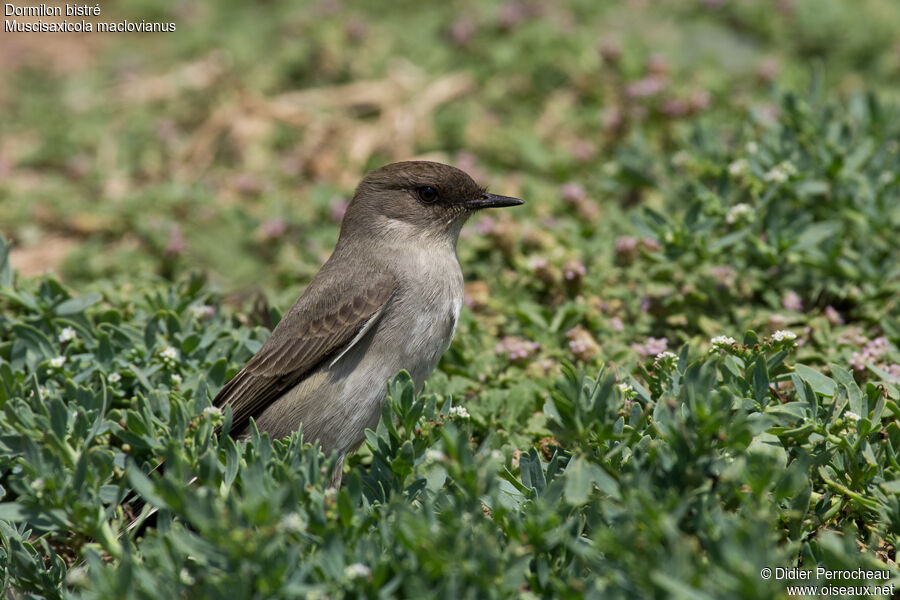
xmin=120 ymin=459 xmax=165 ymax=538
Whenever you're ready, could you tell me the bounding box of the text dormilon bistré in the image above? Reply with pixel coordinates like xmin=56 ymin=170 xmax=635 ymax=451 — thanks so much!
xmin=5 ymin=3 xmax=176 ymax=32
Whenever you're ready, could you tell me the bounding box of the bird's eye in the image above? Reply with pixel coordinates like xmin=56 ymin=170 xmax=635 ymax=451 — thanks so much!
xmin=417 ymin=186 xmax=438 ymax=203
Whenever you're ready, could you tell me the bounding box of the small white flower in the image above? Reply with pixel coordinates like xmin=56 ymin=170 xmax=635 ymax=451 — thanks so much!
xmin=179 ymin=568 xmax=195 ymax=585
xmin=602 ymin=161 xmax=621 ymax=176
xmin=764 ymin=167 xmax=787 ymax=183
xmin=425 ymin=449 xmax=446 ymax=462
xmin=108 ymin=372 xmax=122 ymax=383
xmin=64 ymin=567 xmax=89 ymax=587
xmin=745 ymin=141 xmax=759 ymax=154
xmin=202 ymin=405 xmax=220 ymax=416
xmin=655 ymin=351 xmax=677 ymax=361
xmin=671 ymin=151 xmax=690 ymax=167
xmin=763 ymin=161 xmax=796 ymax=184
xmin=278 ymin=512 xmax=306 ymax=533
xmin=725 ymin=203 xmax=753 ymax=224
xmin=159 ymin=345 xmax=178 ymax=362
xmin=31 ymin=477 xmax=45 ymax=490
xmin=171 ymin=374 xmax=183 ymax=385
xmin=190 ymin=304 xmax=215 ymax=320
xmin=344 ymin=563 xmax=371 ymax=579
xmin=844 ymin=411 xmax=861 ymax=422
xmin=711 ymin=336 xmax=736 ymax=347
xmin=58 ymin=327 xmax=77 ymax=343
xmin=449 ymin=406 xmax=470 ymax=420
xmin=50 ymin=356 xmax=67 ymax=368
xmin=617 ymin=383 xmax=633 ymax=394
xmin=727 ymin=159 xmax=748 ymax=177
xmin=490 ymin=449 xmax=504 ymax=461
xmin=772 ymin=330 xmax=797 ymax=342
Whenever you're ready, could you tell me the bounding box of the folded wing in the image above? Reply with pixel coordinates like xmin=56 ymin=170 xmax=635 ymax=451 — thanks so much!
xmin=213 ymin=269 xmax=396 ymax=434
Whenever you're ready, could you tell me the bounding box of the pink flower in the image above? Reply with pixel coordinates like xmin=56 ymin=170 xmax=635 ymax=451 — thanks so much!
xmin=563 ymin=258 xmax=586 ymax=281
xmin=602 ymin=107 xmax=623 ymax=133
xmin=824 ymin=306 xmax=843 ymax=325
xmin=449 ymin=17 xmax=477 ymax=46
xmin=781 ymin=291 xmax=803 ymax=312
xmin=495 ymin=336 xmax=540 ymax=362
xmin=886 ymin=364 xmax=900 ymax=383
xmin=647 ymin=53 xmax=668 ymax=75
xmin=631 ymin=337 xmax=668 ymax=357
xmin=345 ymin=16 xmax=367 ymax=42
xmin=640 ymin=297 xmax=651 ymax=313
xmin=615 ymin=236 xmax=640 ymax=263
xmin=709 ymin=265 xmax=736 ymax=286
xmin=474 ymin=216 xmax=496 ymax=235
xmin=688 ymin=90 xmax=711 ymax=112
xmin=598 ymin=39 xmax=621 ymax=65
xmin=232 ymin=173 xmax=265 ymax=195
xmin=757 ymin=57 xmax=779 ymax=82
xmin=560 ymin=182 xmax=586 ymax=203
xmin=850 ymin=337 xmax=890 ymax=371
xmin=661 ymin=98 xmax=688 ymax=118
xmin=165 ymin=225 xmax=186 ymax=258
xmin=498 ymin=1 xmax=528 ymax=29
xmin=528 ymin=256 xmax=558 ymax=287
xmin=641 ymin=238 xmax=661 ymax=253
xmin=455 ymin=152 xmax=488 ymax=183
xmin=571 ymin=139 xmax=596 ymax=162
xmin=330 ymin=198 xmax=349 ymax=223
xmin=260 ymin=218 xmax=287 ymax=240
xmin=567 ymin=326 xmax=601 ymax=362
xmin=627 ymin=75 xmax=666 ymax=99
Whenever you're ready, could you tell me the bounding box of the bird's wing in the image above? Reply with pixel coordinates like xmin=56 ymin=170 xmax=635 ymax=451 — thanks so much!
xmin=213 ymin=269 xmax=396 ymax=434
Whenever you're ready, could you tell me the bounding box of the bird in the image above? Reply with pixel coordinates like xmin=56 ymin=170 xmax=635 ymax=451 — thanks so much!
xmin=212 ymin=161 xmax=523 ymax=485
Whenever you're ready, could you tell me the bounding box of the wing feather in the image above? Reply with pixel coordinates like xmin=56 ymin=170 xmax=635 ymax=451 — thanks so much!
xmin=213 ymin=269 xmax=396 ymax=434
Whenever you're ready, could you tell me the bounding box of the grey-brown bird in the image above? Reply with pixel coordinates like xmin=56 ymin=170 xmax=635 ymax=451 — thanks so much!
xmin=212 ymin=161 xmax=522 ymax=484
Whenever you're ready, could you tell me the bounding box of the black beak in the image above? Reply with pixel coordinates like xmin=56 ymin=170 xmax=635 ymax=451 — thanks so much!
xmin=466 ymin=193 xmax=524 ymax=210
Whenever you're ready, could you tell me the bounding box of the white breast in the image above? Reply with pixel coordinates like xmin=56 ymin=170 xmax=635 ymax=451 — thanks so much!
xmin=396 ymin=247 xmax=464 ymax=383
xmin=297 ymin=236 xmax=465 ymax=454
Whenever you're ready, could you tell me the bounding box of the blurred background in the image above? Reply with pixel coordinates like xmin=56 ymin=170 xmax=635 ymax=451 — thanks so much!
xmin=2 ymin=0 xmax=899 ymax=307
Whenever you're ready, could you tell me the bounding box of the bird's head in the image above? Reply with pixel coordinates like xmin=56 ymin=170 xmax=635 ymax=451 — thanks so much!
xmin=339 ymin=161 xmax=523 ymax=247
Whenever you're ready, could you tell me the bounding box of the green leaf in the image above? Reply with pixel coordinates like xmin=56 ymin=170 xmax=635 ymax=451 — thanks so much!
xmin=830 ymin=363 xmax=863 ymax=416
xmin=791 ymin=222 xmax=841 ymax=251
xmin=563 ymin=456 xmax=594 ymax=505
xmin=208 ymin=357 xmax=227 ymax=386
xmin=747 ymin=432 xmax=787 ymax=469
xmin=126 ymin=464 xmax=169 ymax=509
xmin=793 ymin=364 xmax=836 ymax=397
xmin=0 ymin=233 xmax=11 ymax=289
xmin=181 ymin=333 xmax=201 ymax=355
xmin=564 ymin=455 xmax=619 ymax=504
xmin=519 ymin=449 xmax=544 ymax=494
xmin=880 ymin=480 xmax=900 ymax=494
xmin=54 ymin=293 xmax=101 ymax=315
xmin=0 ymin=502 xmax=26 ymax=521
xmin=752 ymin=355 xmax=770 ymax=405
xmin=12 ymin=324 xmax=55 ymax=358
